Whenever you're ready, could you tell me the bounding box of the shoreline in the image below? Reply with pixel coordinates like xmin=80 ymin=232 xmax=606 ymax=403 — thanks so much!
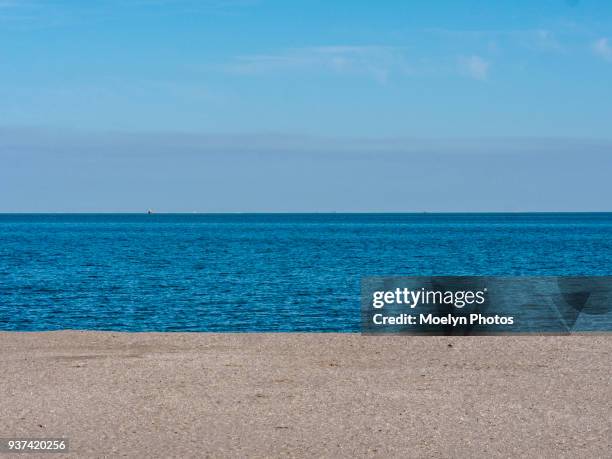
xmin=2 ymin=332 xmax=610 ymax=457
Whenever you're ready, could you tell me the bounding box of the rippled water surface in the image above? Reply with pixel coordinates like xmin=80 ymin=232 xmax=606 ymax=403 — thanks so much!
xmin=1 ymin=213 xmax=611 ymax=331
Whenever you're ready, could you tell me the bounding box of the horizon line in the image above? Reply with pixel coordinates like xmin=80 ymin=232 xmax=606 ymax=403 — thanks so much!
xmin=2 ymin=211 xmax=612 ymax=215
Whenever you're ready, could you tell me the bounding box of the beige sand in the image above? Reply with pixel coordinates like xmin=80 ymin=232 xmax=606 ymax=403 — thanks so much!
xmin=1 ymin=332 xmax=610 ymax=458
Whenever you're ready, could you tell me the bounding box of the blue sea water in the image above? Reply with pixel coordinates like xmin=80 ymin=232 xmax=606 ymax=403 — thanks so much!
xmin=0 ymin=213 xmax=611 ymax=332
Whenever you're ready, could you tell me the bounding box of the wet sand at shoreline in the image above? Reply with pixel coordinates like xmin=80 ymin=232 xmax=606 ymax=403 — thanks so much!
xmin=1 ymin=332 xmax=610 ymax=457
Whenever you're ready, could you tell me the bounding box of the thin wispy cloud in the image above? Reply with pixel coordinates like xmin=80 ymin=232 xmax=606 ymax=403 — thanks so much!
xmin=3 ymin=126 xmax=611 ymax=156
xmin=426 ymin=27 xmax=564 ymax=53
xmin=458 ymin=55 xmax=489 ymax=81
xmin=116 ymin=0 xmax=258 ymax=10
xmin=528 ymin=29 xmax=563 ymax=52
xmin=224 ymin=27 xmax=574 ymax=83
xmin=226 ymin=46 xmax=411 ymax=83
xmin=592 ymin=38 xmax=612 ymax=61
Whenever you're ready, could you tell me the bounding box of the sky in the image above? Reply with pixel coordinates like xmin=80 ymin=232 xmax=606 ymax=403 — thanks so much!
xmin=1 ymin=0 xmax=612 ymax=212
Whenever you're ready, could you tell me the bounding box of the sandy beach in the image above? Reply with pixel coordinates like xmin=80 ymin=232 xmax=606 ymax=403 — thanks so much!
xmin=1 ymin=332 xmax=610 ymax=458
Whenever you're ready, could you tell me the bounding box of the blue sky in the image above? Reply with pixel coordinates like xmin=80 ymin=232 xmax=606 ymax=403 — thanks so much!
xmin=1 ymin=0 xmax=612 ymax=211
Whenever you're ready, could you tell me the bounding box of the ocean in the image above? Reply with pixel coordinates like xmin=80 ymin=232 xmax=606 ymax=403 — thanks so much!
xmin=1 ymin=213 xmax=611 ymax=332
